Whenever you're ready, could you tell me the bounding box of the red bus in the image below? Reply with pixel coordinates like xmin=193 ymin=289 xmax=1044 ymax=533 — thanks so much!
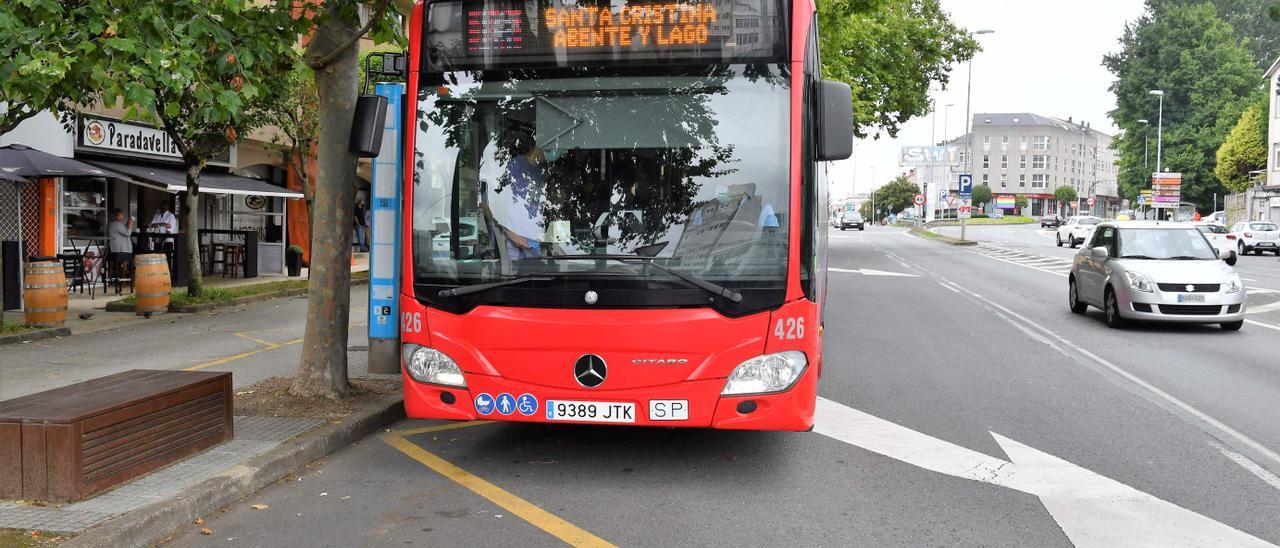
xmin=399 ymin=0 xmax=851 ymax=430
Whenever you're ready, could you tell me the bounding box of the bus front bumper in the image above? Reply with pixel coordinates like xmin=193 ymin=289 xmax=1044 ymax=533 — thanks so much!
xmin=402 ymin=367 xmax=817 ymax=432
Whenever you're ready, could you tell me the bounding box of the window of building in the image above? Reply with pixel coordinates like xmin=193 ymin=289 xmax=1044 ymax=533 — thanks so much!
xmin=1000 ymin=173 xmax=1008 ymax=187
xmin=983 ymin=136 xmax=991 ymax=144
xmin=982 ymin=174 xmax=989 ymax=185
xmin=1019 ymin=174 xmax=1026 ymax=187
xmin=1032 ymin=174 xmax=1048 ymax=188
xmin=1032 ymin=155 xmax=1047 ymax=169
xmin=983 ymin=154 xmax=990 ymax=168
xmin=1033 ymin=135 xmax=1049 ymax=150
xmin=62 ymin=179 xmax=108 ymax=250
xmin=1274 ymin=143 xmax=1280 ymax=170
xmin=1000 ymin=155 xmax=1008 ymax=169
xmin=1019 ymin=155 xmax=1027 ymax=169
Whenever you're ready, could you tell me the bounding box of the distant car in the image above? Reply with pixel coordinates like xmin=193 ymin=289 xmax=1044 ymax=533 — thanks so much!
xmin=839 ymin=212 xmax=865 ymax=231
xmin=1068 ymin=221 xmax=1246 ymax=331
xmin=990 ymin=208 xmax=1005 ymax=219
xmin=1203 ymin=211 xmax=1226 ymax=225
xmin=1040 ymin=215 xmax=1063 ymax=228
xmin=1194 ymin=223 xmax=1237 ymax=265
xmin=1055 ymin=216 xmax=1102 ymax=248
xmin=1229 ymin=221 xmax=1280 ymax=256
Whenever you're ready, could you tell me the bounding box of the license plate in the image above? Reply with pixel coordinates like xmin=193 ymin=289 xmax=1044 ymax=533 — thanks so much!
xmin=545 ymin=400 xmax=636 ymax=423
xmin=1177 ymin=294 xmax=1206 ymax=303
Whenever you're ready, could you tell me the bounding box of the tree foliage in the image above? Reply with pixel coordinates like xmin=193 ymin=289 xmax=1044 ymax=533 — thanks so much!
xmin=1214 ymin=102 xmax=1268 ymax=191
xmin=872 ymin=175 xmax=920 ymax=214
xmin=1014 ymin=195 xmax=1028 ymax=209
xmin=1054 ymin=185 xmax=1078 ymax=210
xmin=262 ymin=61 xmax=321 ymax=247
xmin=970 ymin=184 xmax=992 ymax=209
xmin=1104 ymin=3 xmax=1261 ymax=208
xmin=818 ymin=0 xmax=978 ymax=138
xmin=0 ymin=0 xmax=103 ymax=134
xmin=859 ymin=200 xmax=873 ymax=219
xmin=1147 ymin=0 xmax=1280 ymax=68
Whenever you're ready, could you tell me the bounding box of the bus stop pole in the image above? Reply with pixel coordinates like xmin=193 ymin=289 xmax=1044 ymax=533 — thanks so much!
xmin=367 ymin=82 xmax=406 ymax=374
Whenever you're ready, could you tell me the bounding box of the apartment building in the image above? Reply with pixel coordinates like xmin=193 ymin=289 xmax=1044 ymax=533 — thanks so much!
xmin=951 ymin=113 xmax=1119 ymax=216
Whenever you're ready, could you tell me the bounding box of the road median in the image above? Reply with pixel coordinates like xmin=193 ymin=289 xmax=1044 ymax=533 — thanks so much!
xmin=910 ymin=226 xmax=978 ymax=246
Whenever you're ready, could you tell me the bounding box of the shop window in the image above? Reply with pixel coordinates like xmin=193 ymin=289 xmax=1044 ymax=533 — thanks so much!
xmin=63 ymin=178 xmax=108 ymax=250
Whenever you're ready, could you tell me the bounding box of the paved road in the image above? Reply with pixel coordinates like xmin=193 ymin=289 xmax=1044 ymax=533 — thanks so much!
xmin=158 ymin=226 xmax=1280 ymax=546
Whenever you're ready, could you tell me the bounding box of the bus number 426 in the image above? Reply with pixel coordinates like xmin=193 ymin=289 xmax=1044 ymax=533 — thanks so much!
xmin=774 ymin=317 xmax=804 ymax=340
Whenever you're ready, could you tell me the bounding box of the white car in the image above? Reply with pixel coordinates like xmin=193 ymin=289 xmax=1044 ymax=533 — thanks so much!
xmin=1056 ymin=216 xmax=1102 ymax=248
xmin=1194 ymin=223 xmax=1237 ymax=265
xmin=1068 ymin=221 xmax=1246 ymax=330
xmin=1229 ymin=221 xmax=1280 ymax=256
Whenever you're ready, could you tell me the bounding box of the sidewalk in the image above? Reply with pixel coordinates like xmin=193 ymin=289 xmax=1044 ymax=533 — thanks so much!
xmin=2 ymin=263 xmax=370 ymax=338
xmin=0 ymin=290 xmax=396 ymax=535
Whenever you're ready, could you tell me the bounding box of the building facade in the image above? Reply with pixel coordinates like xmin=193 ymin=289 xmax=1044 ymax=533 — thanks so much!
xmin=951 ymin=113 xmax=1119 ymax=217
xmin=1268 ymin=57 xmax=1279 ymax=188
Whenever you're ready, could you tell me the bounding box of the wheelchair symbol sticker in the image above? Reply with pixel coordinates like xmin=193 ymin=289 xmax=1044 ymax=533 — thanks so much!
xmin=516 ymin=393 xmax=538 ymax=416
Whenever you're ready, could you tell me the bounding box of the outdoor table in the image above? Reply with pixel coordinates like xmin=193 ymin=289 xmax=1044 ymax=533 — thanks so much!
xmin=66 ymin=236 xmax=109 ymax=299
xmin=198 ymin=229 xmax=258 ymax=278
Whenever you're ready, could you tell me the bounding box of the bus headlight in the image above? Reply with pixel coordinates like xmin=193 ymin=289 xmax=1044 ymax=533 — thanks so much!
xmin=402 ymin=344 xmax=467 ymax=388
xmin=721 ymin=351 xmax=807 ymax=396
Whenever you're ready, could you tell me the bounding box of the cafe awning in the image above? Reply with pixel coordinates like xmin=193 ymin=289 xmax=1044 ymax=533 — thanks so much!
xmin=88 ymin=160 xmax=303 ymax=199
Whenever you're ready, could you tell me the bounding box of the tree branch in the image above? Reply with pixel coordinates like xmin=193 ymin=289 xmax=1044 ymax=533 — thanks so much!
xmin=304 ymin=0 xmax=394 ymax=70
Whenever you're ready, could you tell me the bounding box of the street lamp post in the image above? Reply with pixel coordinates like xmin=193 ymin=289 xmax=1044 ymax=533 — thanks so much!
xmin=962 ymin=29 xmax=994 ymax=241
xmin=1149 ymin=89 xmax=1165 ymax=219
xmin=1137 ymin=119 xmax=1149 ymax=174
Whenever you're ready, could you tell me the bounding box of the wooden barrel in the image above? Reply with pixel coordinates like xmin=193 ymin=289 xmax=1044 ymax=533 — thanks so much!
xmin=134 ymin=254 xmax=171 ymax=315
xmin=23 ymin=261 xmax=68 ymax=327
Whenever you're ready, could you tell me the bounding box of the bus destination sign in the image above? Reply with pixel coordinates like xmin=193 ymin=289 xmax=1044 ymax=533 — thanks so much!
xmin=432 ymin=0 xmax=785 ymax=69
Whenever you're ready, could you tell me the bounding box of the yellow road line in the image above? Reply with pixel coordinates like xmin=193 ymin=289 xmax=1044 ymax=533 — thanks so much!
xmin=182 ymin=337 xmax=303 ymax=371
xmin=382 ymin=426 xmax=614 ymax=547
xmin=233 ymin=331 xmax=276 ymax=347
xmin=393 ymin=420 xmax=494 ymax=437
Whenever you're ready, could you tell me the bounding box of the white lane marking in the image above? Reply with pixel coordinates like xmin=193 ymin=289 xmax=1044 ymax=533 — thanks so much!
xmin=1244 ymin=320 xmax=1280 ymax=332
xmin=1242 ymin=278 xmax=1258 ymax=282
xmin=827 ymin=267 xmax=920 ymax=278
xmin=938 ymin=282 xmax=961 ymax=294
xmin=814 ymin=398 xmax=1274 ymax=547
xmin=1209 ymin=440 xmax=1280 ymax=492
xmin=1246 ymin=301 xmax=1280 ymax=315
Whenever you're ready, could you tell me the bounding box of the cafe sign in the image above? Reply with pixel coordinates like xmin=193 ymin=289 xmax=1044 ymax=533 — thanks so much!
xmin=77 ymin=114 xmax=233 ymax=167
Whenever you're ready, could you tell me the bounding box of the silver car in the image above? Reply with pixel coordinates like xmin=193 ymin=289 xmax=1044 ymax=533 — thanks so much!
xmin=1067 ymin=221 xmax=1246 ymax=330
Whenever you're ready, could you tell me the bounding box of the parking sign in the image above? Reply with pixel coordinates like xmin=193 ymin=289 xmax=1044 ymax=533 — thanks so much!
xmin=958 ymin=174 xmax=973 ymax=197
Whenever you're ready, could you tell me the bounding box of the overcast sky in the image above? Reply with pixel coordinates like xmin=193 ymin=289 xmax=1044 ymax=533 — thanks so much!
xmin=829 ymin=0 xmax=1148 ymax=199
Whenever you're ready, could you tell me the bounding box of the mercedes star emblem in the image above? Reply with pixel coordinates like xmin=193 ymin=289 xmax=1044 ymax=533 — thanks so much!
xmin=1186 ymin=284 xmax=1195 ymax=292
xmin=574 ymin=354 xmax=607 ymax=388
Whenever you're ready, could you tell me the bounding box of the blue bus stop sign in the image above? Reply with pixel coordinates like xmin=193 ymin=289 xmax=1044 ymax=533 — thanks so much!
xmin=958 ymin=174 xmax=973 ymax=198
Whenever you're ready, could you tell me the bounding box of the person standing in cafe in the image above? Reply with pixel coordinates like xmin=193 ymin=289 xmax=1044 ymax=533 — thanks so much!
xmin=150 ymin=204 xmax=178 ymax=251
xmin=107 ymin=209 xmax=134 ymax=294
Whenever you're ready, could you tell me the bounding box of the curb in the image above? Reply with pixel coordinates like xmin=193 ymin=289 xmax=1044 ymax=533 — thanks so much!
xmin=63 ymin=395 xmax=405 ymax=548
xmin=909 ymin=227 xmax=978 ymax=246
xmin=0 ymin=326 xmax=72 ymax=346
xmin=104 ymin=273 xmax=370 ymax=314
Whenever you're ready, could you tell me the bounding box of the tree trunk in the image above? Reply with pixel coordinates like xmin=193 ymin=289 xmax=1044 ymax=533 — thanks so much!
xmin=183 ymin=164 xmax=204 ymax=297
xmin=291 ymin=5 xmax=358 ymax=400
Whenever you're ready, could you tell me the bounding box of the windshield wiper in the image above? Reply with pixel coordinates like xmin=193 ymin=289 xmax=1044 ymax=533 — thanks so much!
xmin=1163 ymin=255 xmax=1205 ymax=260
xmin=544 ymin=255 xmax=744 ymax=303
xmin=1118 ymin=254 xmax=1158 ymax=260
xmin=437 ymin=276 xmax=553 ymax=299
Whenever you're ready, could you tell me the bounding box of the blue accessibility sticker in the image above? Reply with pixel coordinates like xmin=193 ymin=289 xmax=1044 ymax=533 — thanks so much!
xmin=474 ymin=393 xmax=495 ymax=415
xmin=496 ymin=393 xmax=517 ymax=415
xmin=515 ymin=393 xmax=538 ymax=416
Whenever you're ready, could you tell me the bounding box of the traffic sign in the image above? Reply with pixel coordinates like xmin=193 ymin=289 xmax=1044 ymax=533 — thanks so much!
xmin=958 ymin=174 xmax=973 ymax=197
xmin=1086 ymin=197 xmax=1096 ymax=207
xmin=1137 ymin=195 xmax=1147 ymax=205
xmin=944 ymin=195 xmax=957 ymax=207
xmin=958 ymin=204 xmax=972 ymax=219
xmin=913 ymin=194 xmax=925 ymax=206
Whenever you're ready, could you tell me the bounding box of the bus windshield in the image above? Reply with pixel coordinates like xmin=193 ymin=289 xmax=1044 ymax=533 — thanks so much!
xmin=411 ymin=65 xmax=790 ymax=312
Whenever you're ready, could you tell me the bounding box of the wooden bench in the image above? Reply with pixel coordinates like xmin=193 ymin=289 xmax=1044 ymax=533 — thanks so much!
xmin=0 ymin=370 xmax=232 ymax=502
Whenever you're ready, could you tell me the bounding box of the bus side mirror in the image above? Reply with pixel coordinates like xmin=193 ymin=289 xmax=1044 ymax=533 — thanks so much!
xmin=816 ymin=80 xmax=853 ymax=161
xmin=350 ymin=95 xmax=389 ymax=158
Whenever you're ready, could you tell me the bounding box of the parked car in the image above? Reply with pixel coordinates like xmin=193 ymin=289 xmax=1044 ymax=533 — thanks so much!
xmin=1055 ymin=216 xmax=1102 ymax=248
xmin=1203 ymin=211 xmax=1226 ymax=225
xmin=839 ymin=211 xmax=865 ymax=231
xmin=1229 ymin=221 xmax=1280 ymax=256
xmin=1040 ymin=215 xmax=1063 ymax=228
xmin=1068 ymin=221 xmax=1245 ymax=330
xmin=1194 ymin=223 xmax=1238 ymax=265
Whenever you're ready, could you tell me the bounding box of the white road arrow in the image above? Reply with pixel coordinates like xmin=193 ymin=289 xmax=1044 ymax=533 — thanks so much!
xmin=829 ymin=267 xmax=919 ymax=278
xmin=814 ymin=397 xmax=1274 ymax=547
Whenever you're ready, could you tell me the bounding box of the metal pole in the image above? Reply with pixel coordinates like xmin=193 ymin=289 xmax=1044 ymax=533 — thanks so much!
xmin=1155 ymin=95 xmax=1164 ymax=174
xmin=962 ymin=58 xmax=974 ymax=241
